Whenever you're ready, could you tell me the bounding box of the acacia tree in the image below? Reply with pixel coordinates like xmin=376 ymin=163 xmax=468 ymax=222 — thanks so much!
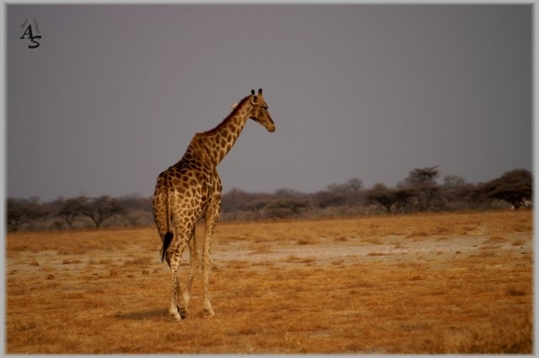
xmin=393 ymin=188 xmax=415 ymax=213
xmin=7 ymin=198 xmax=29 ymax=232
xmin=7 ymin=197 xmax=50 ymax=232
xmin=247 ymin=200 xmax=269 ymax=219
xmin=481 ymin=169 xmax=532 ymax=209
xmin=79 ymin=195 xmax=126 ymax=228
xmin=440 ymin=175 xmax=489 ymax=210
xmin=221 ymin=188 xmax=249 ymax=213
xmin=266 ymin=199 xmax=309 ymax=219
xmin=316 ymin=184 xmax=346 ymax=208
xmin=346 ymin=178 xmax=364 ymax=192
xmin=442 ymin=175 xmax=467 ymax=209
xmin=462 ymin=183 xmax=490 ymax=210
xmin=365 ymin=183 xmax=396 ymax=214
xmin=321 ymin=179 xmax=364 ymax=208
xmin=400 ymin=166 xmax=442 ymax=211
xmin=56 ymin=196 xmax=86 ymax=229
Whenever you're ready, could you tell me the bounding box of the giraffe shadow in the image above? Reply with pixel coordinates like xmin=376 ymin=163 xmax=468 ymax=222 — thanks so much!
xmin=115 ymin=308 xmax=168 ymax=321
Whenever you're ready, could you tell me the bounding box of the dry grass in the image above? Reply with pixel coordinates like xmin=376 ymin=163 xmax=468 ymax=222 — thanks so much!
xmin=6 ymin=210 xmax=533 ymax=353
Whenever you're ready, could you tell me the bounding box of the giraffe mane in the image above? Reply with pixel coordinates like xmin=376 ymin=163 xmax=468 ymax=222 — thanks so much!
xmin=202 ymin=95 xmax=251 ymax=136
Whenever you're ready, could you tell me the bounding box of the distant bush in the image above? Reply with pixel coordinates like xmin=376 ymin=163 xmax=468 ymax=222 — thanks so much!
xmin=6 ymin=168 xmax=532 ymax=232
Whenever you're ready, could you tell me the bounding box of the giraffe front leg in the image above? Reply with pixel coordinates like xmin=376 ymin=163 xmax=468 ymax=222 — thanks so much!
xmin=184 ymin=228 xmax=198 ymax=309
xmin=202 ymin=206 xmax=219 ymax=317
xmin=201 ymin=232 xmax=215 ymax=317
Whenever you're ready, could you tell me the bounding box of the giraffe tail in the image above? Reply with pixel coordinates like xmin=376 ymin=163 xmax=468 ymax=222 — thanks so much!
xmin=161 ymin=232 xmax=173 ymax=262
xmin=160 ymin=171 xmax=174 ymax=263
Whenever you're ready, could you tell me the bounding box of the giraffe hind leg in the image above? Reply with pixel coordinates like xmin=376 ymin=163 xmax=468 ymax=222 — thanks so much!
xmin=201 ymin=203 xmax=220 ymax=317
xmin=168 ymin=238 xmax=189 ymax=321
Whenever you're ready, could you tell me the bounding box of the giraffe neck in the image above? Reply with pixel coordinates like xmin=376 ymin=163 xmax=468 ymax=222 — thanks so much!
xmin=185 ymin=95 xmax=252 ymax=167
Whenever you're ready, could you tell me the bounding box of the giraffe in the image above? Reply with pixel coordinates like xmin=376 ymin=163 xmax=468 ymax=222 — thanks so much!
xmin=152 ymin=88 xmax=275 ymax=321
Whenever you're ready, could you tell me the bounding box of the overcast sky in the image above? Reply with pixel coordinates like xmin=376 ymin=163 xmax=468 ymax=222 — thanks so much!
xmin=7 ymin=4 xmax=532 ymax=201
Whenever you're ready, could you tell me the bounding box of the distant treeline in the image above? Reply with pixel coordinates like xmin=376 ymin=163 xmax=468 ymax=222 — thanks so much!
xmin=6 ymin=167 xmax=532 ymax=232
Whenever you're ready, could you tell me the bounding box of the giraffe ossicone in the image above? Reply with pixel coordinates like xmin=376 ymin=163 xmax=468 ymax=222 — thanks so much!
xmin=152 ymin=89 xmax=275 ymax=321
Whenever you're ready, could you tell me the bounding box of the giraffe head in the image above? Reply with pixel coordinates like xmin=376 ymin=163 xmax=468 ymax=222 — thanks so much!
xmin=248 ymin=88 xmax=275 ymax=132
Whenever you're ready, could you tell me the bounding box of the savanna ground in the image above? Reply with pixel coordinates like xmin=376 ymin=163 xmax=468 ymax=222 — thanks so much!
xmin=5 ymin=210 xmax=533 ymax=354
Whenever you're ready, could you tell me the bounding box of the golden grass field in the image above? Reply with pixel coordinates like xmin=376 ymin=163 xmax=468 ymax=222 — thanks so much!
xmin=6 ymin=210 xmax=533 ymax=354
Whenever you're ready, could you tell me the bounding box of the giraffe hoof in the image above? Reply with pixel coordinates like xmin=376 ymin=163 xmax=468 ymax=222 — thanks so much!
xmin=170 ymin=313 xmax=182 ymax=321
xmin=202 ymin=303 xmax=215 ymax=317
xmin=177 ymin=306 xmax=188 ymax=319
xmin=169 ymin=306 xmax=186 ymax=321
xmin=169 ymin=309 xmax=182 ymax=321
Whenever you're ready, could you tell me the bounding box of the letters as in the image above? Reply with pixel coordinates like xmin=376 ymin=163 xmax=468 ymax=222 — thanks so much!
xmin=20 ymin=24 xmax=42 ymax=49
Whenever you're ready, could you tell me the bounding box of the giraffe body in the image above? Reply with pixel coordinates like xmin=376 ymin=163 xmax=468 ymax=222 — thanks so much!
xmin=152 ymin=89 xmax=275 ymax=321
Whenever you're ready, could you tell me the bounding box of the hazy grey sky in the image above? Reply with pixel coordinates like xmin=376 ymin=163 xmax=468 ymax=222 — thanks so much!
xmin=7 ymin=4 xmax=532 ymax=201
